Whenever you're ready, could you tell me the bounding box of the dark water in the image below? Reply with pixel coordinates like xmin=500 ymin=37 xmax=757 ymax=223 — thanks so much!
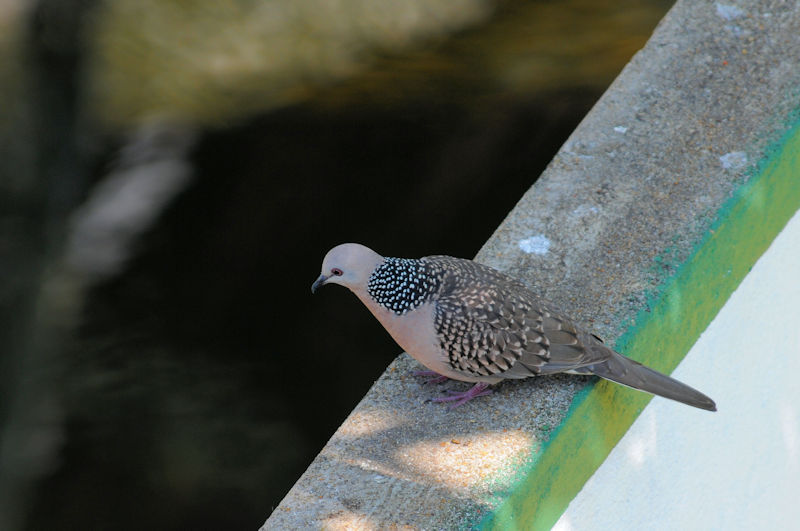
xmin=1 ymin=2 xmax=671 ymax=529
xmin=26 ymin=95 xmax=596 ymax=531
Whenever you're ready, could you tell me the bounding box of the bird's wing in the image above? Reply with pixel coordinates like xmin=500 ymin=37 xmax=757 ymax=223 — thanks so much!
xmin=426 ymin=256 xmax=716 ymax=410
xmin=429 ymin=256 xmax=609 ymax=380
xmin=434 ymin=289 xmax=610 ymax=379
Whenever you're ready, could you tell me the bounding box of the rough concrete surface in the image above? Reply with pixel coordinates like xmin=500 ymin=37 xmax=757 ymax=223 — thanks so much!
xmin=264 ymin=1 xmax=800 ymax=528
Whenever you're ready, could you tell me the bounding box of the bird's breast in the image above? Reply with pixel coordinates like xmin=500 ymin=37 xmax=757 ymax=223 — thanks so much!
xmin=354 ymin=292 xmax=473 ymax=381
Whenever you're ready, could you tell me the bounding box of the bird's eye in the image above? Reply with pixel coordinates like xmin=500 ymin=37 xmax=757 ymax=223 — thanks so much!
xmin=331 ymin=268 xmax=343 ymax=276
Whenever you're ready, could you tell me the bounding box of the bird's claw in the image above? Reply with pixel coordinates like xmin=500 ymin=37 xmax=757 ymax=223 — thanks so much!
xmin=431 ymin=382 xmax=492 ymax=408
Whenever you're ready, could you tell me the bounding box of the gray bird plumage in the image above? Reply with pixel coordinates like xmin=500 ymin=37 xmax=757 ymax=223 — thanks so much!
xmin=313 ymin=243 xmax=716 ymax=411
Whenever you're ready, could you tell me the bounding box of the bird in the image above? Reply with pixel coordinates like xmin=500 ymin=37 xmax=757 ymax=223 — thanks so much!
xmin=311 ymin=243 xmax=716 ymax=411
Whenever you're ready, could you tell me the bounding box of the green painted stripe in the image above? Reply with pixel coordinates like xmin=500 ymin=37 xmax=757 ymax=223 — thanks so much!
xmin=479 ymin=117 xmax=800 ymax=530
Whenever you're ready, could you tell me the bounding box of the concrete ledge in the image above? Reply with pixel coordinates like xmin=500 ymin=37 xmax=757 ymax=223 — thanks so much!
xmin=263 ymin=1 xmax=800 ymax=528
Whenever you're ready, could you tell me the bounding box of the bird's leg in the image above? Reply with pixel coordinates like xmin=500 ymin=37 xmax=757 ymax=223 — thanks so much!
xmin=413 ymin=370 xmax=449 ymax=385
xmin=432 ymin=382 xmax=492 ymax=407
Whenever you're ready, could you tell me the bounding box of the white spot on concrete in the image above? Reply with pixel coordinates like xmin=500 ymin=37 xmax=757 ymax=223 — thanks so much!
xmin=715 ymin=3 xmax=745 ymax=21
xmin=614 ymin=125 xmax=628 ymax=134
xmin=719 ymin=151 xmax=748 ymax=169
xmin=724 ymin=24 xmax=744 ymax=36
xmin=518 ymin=235 xmax=551 ymax=255
xmin=573 ymin=204 xmax=599 ymax=217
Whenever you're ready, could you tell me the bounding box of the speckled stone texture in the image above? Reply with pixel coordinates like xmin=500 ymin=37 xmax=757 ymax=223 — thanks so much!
xmin=263 ymin=1 xmax=800 ymax=528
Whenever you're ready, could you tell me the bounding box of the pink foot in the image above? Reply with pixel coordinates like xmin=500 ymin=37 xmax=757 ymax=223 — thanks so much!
xmin=432 ymin=382 xmax=492 ymax=408
xmin=413 ymin=370 xmax=449 ymax=385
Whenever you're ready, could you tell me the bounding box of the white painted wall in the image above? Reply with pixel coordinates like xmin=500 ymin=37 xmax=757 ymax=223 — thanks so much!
xmin=555 ymin=208 xmax=800 ymax=531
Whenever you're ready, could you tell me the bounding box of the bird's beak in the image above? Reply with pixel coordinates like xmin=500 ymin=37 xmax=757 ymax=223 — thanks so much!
xmin=311 ymin=274 xmax=328 ymax=294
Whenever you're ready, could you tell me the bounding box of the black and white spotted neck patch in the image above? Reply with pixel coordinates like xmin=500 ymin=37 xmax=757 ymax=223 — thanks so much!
xmin=367 ymin=257 xmax=440 ymax=314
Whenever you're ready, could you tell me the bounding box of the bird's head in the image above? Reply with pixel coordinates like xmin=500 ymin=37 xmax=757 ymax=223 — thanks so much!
xmin=311 ymin=243 xmax=384 ymax=294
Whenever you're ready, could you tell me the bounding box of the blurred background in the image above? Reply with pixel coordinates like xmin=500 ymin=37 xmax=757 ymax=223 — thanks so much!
xmin=0 ymin=0 xmax=671 ymax=529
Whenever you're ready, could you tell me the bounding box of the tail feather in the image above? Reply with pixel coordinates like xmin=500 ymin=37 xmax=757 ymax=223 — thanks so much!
xmin=590 ymin=350 xmax=717 ymax=412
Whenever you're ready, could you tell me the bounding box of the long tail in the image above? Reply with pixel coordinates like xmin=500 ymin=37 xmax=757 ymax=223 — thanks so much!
xmin=589 ymin=350 xmax=717 ymax=412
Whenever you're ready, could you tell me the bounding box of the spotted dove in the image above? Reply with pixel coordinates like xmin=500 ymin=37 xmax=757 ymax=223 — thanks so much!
xmin=311 ymin=243 xmax=716 ymax=411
